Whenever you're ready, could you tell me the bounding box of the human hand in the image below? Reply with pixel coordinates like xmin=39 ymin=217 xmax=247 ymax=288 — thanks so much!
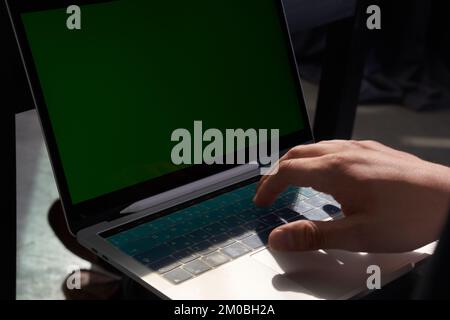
xmin=253 ymin=140 xmax=450 ymax=253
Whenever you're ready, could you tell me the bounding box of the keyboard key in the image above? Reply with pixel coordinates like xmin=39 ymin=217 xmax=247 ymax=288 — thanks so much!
xmin=220 ymin=215 xmax=246 ymax=228
xmin=287 ymin=215 xmax=308 ymax=222
xmin=286 ymin=185 xmax=300 ymax=193
xmin=234 ymin=230 xmax=255 ymax=240
xmin=186 ymin=229 xmax=210 ymax=242
xmin=259 ymin=214 xmax=284 ymax=227
xmin=172 ymin=248 xmax=198 ymax=264
xmin=285 ymin=192 xmax=306 ymax=202
xmin=211 ymin=209 xmax=228 ymax=220
xmin=134 ymin=244 xmax=171 ymax=264
xmin=230 ymin=198 xmax=249 ymax=209
xmin=221 ymin=242 xmax=250 ymax=259
xmin=204 ymin=222 xmax=229 ymax=235
xmin=220 ymin=190 xmax=241 ymax=200
xmin=163 ymin=268 xmax=193 ymax=284
xmin=209 ymin=233 xmax=235 ymax=247
xmin=272 ymin=197 xmax=292 ymax=209
xmin=197 ymin=247 xmax=218 ymax=256
xmin=183 ymin=259 xmax=211 ymax=275
xmin=257 ymin=229 xmax=272 ymax=244
xmin=243 ymin=220 xmax=268 ymax=232
xmin=167 ymin=213 xmax=185 ymax=223
xmin=299 ymin=187 xmax=318 ymax=198
xmin=303 ymin=208 xmax=331 ymax=221
xmin=322 ymin=204 xmax=342 ymax=217
xmin=227 ymin=226 xmax=246 ymax=237
xmin=291 ymin=201 xmax=314 ymax=214
xmin=188 ymin=217 xmax=210 ymax=229
xmin=237 ymin=209 xmax=260 ymax=221
xmin=149 ymin=218 xmax=172 ymax=230
xmin=148 ymin=257 xmax=181 ymax=274
xmin=239 ymin=185 xmax=257 ymax=197
xmin=318 ymin=193 xmax=337 ymax=203
xmin=304 ymin=196 xmax=328 ymax=208
xmin=240 ymin=235 xmax=265 ymax=249
xmin=177 ymin=225 xmax=192 ymax=234
xmin=202 ymin=252 xmax=230 ymax=268
xmin=158 ymin=232 xmax=176 ymax=242
xmin=275 ymin=208 xmax=298 ymax=220
xmin=166 ymin=225 xmax=183 ymax=237
xmin=165 ymin=236 xmax=193 ymax=251
xmin=227 ymin=226 xmax=254 ymax=240
xmin=252 ymin=206 xmax=274 ymax=217
xmin=215 ymin=196 xmax=234 ymax=207
xmin=181 ymin=220 xmax=200 ymax=233
xmin=190 ymin=240 xmax=217 ymax=256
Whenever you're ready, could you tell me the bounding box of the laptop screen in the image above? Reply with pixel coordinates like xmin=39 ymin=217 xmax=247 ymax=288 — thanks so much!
xmin=20 ymin=0 xmax=307 ymax=205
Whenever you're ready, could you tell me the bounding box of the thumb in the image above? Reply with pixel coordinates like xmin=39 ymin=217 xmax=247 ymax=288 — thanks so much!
xmin=268 ymin=217 xmax=361 ymax=252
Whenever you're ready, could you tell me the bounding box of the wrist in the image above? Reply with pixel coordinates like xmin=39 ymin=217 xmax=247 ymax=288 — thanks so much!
xmin=423 ymin=161 xmax=450 ymax=195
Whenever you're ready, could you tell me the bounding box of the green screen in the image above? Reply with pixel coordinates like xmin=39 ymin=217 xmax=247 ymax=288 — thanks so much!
xmin=21 ymin=0 xmax=305 ymax=204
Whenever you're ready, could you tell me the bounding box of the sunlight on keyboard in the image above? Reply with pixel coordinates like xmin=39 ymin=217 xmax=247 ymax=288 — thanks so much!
xmin=106 ymin=182 xmax=342 ymax=284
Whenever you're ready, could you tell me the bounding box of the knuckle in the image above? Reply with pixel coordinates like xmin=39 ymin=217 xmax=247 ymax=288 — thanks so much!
xmin=361 ymin=139 xmax=377 ymax=145
xmin=360 ymin=140 xmax=381 ymax=148
xmin=286 ymin=147 xmax=300 ymax=158
xmin=348 ymin=140 xmax=364 ymax=148
xmin=325 ymin=153 xmax=347 ymax=169
xmin=278 ymin=158 xmax=294 ymax=174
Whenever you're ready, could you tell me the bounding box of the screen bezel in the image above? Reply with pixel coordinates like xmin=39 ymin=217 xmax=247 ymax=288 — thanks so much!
xmin=6 ymin=0 xmax=314 ymax=233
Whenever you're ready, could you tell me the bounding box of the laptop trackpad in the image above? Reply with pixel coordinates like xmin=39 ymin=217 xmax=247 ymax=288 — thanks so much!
xmin=251 ymin=248 xmax=425 ymax=299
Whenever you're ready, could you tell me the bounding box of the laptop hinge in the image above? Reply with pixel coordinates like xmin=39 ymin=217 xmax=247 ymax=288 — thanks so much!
xmin=120 ymin=163 xmax=260 ymax=215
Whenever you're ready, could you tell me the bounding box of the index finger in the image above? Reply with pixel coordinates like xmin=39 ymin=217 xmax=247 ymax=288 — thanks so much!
xmin=256 ymin=142 xmax=342 ymax=194
xmin=253 ymin=156 xmax=327 ymax=207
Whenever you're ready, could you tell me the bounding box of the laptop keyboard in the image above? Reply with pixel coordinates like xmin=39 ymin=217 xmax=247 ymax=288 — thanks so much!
xmin=106 ymin=182 xmax=343 ymax=285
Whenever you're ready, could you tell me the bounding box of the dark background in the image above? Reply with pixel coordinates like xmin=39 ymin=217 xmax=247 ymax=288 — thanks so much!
xmin=292 ymin=0 xmax=450 ymax=111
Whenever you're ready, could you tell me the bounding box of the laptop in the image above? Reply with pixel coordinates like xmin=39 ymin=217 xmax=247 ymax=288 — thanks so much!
xmin=7 ymin=0 xmax=432 ymax=299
